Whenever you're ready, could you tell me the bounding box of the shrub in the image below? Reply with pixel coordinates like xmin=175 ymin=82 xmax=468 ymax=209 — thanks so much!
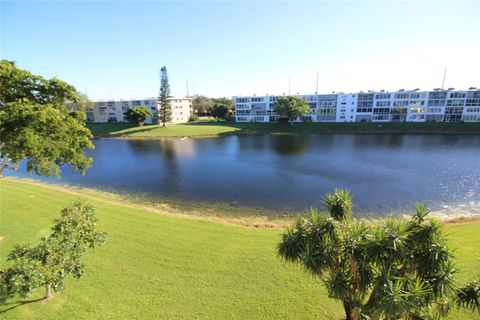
xmin=224 ymin=112 xmax=235 ymax=122
xmin=188 ymin=114 xmax=199 ymax=122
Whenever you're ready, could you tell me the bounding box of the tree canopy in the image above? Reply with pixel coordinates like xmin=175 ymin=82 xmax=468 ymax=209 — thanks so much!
xmin=279 ymin=190 xmax=457 ymax=320
xmin=0 ymin=60 xmax=94 ymax=177
xmin=210 ymin=97 xmax=234 ymax=120
xmin=192 ymin=95 xmax=213 ymax=116
xmin=212 ymin=97 xmax=234 ymax=111
xmin=210 ymin=104 xmax=229 ymax=120
xmin=0 ymin=201 xmax=106 ymax=302
xmin=123 ymin=106 xmax=153 ymax=126
xmin=274 ymin=96 xmax=309 ymax=123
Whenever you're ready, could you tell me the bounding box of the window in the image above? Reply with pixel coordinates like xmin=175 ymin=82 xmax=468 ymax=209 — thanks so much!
xmin=410 ymin=93 xmax=420 ymax=99
xmin=375 ymin=93 xmax=391 ymax=99
xmin=428 ymin=99 xmax=446 ymax=106
xmin=466 ymin=107 xmax=480 ymax=113
xmin=376 ymin=101 xmax=391 ymax=107
xmin=450 ymin=92 xmax=466 ymax=98
xmin=373 ymin=108 xmax=390 ymax=114
xmin=357 ymin=107 xmax=373 ymax=113
xmin=394 ymin=93 xmax=410 ymax=99
xmin=466 ymin=99 xmax=480 ymax=106
xmin=445 ymin=107 xmax=463 ymax=115
xmin=429 ymin=91 xmax=447 ymax=99
xmin=446 ymin=99 xmax=465 ymax=107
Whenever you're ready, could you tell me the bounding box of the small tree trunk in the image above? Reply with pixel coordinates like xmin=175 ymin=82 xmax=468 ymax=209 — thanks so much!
xmin=45 ymin=284 xmax=53 ymax=301
xmin=343 ymin=300 xmax=352 ymax=320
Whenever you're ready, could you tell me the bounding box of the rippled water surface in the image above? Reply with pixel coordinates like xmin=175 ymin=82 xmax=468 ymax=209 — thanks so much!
xmin=9 ymin=134 xmax=480 ymax=215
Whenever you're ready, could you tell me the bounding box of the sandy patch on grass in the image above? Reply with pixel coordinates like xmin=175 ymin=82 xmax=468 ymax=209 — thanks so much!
xmin=2 ymin=178 xmax=288 ymax=229
xmin=3 ymin=177 xmax=479 ymax=228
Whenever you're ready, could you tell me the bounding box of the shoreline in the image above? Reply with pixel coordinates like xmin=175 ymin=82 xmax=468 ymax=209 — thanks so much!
xmin=3 ymin=177 xmax=479 ymax=228
xmin=93 ymin=129 xmax=480 ymax=140
xmin=87 ymin=121 xmax=480 ymax=140
xmin=93 ymin=131 xmax=480 ymax=140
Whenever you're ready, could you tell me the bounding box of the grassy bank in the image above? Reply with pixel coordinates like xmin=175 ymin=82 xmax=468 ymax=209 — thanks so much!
xmin=87 ymin=121 xmax=480 ymax=138
xmin=1 ymin=179 xmax=479 ymax=319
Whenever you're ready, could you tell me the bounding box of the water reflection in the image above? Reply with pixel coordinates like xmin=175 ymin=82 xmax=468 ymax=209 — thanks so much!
xmin=8 ymin=134 xmax=480 ymax=215
xmin=271 ymin=135 xmax=310 ymax=155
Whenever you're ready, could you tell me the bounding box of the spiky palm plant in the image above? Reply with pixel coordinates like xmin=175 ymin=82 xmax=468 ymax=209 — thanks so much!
xmin=278 ymin=190 xmax=457 ymax=320
xmin=322 ymin=189 xmax=353 ymax=221
xmin=456 ymin=278 xmax=479 ymax=311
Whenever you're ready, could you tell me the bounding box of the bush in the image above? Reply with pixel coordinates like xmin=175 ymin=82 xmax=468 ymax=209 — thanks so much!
xmin=188 ymin=114 xmax=199 ymax=122
xmin=224 ymin=112 xmax=235 ymax=122
xmin=211 ymin=104 xmax=229 ymax=120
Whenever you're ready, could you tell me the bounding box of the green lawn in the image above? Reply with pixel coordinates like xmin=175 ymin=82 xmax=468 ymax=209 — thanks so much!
xmin=1 ymin=179 xmax=479 ymax=319
xmin=87 ymin=121 xmax=480 ymax=138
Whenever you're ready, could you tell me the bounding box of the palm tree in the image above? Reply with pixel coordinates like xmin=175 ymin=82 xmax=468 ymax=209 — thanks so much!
xmin=278 ymin=190 xmax=456 ymax=320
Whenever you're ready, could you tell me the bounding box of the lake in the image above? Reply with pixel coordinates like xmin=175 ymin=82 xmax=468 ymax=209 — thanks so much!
xmin=8 ymin=134 xmax=480 ymax=216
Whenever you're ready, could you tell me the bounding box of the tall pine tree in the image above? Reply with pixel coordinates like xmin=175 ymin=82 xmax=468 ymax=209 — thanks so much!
xmin=158 ymin=66 xmax=172 ymax=127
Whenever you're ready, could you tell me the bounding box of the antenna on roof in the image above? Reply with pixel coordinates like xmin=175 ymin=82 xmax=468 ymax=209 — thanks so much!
xmin=186 ymin=79 xmax=190 ymax=97
xmin=316 ymin=71 xmax=319 ymax=95
xmin=441 ymin=67 xmax=447 ymax=89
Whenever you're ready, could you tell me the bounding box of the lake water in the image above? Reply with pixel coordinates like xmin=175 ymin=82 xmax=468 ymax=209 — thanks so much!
xmin=8 ymin=134 xmax=480 ymax=216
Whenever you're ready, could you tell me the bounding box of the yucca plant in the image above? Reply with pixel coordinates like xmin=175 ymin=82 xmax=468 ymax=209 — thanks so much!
xmin=278 ymin=190 xmax=456 ymax=320
xmin=456 ymin=278 xmax=479 ymax=311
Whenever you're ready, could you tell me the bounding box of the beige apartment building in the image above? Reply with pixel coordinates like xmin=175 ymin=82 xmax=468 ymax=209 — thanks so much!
xmin=168 ymin=98 xmax=193 ymax=123
xmin=86 ymin=97 xmax=193 ymax=124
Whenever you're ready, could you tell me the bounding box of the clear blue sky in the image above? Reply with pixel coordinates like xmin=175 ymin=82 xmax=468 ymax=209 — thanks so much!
xmin=1 ymin=1 xmax=479 ymax=100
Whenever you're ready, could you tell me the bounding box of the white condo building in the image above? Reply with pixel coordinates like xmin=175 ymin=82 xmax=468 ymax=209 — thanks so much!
xmin=86 ymin=97 xmax=193 ymax=124
xmin=234 ymin=88 xmax=480 ymax=123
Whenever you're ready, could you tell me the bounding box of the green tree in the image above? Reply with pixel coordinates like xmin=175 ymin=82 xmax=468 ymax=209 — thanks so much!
xmin=211 ymin=97 xmax=234 ymax=120
xmin=0 ymin=201 xmax=106 ymax=302
xmin=278 ymin=190 xmax=456 ymax=320
xmin=158 ymin=66 xmax=172 ymax=127
xmin=192 ymin=95 xmax=213 ymax=116
xmin=0 ymin=60 xmax=94 ymax=177
xmin=212 ymin=97 xmax=234 ymax=111
xmin=274 ymin=96 xmax=309 ymax=123
xmin=210 ymin=103 xmax=229 ymax=120
xmin=123 ymin=106 xmax=153 ymax=127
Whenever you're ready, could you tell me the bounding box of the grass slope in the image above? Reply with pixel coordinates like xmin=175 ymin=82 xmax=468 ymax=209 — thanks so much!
xmin=1 ymin=179 xmax=479 ymax=319
xmin=87 ymin=121 xmax=480 ymax=138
